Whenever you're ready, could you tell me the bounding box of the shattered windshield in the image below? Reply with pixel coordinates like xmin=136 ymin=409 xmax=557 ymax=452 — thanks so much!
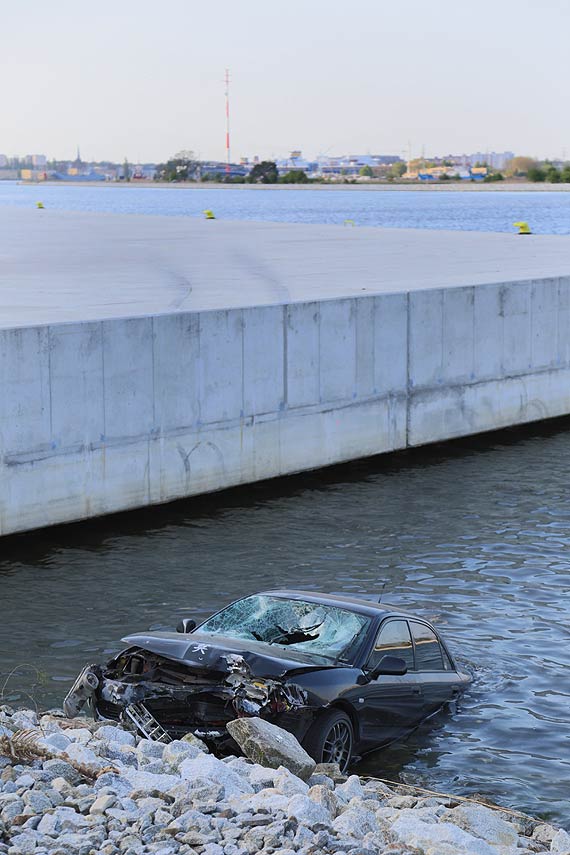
xmin=198 ymin=595 xmax=370 ymax=664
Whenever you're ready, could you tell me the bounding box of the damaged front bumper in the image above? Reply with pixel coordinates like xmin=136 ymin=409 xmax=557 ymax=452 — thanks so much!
xmin=63 ymin=648 xmax=314 ymax=747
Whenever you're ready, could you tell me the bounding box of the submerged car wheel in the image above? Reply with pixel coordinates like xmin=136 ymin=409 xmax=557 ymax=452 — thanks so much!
xmin=304 ymin=709 xmax=354 ymax=773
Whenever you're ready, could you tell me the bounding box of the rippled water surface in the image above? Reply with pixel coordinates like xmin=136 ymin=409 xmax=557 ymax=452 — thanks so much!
xmin=3 ymin=423 xmax=570 ymax=824
xmin=2 ymin=181 xmax=570 ymax=232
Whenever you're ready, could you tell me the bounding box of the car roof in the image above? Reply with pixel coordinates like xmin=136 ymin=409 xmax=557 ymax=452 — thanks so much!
xmin=258 ymin=589 xmax=409 ymax=619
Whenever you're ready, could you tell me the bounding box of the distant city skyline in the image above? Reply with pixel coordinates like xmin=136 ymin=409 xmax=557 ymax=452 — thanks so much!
xmin=2 ymin=0 xmax=569 ymax=163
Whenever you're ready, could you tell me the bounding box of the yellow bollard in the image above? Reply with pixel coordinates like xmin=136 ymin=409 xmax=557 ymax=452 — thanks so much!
xmin=513 ymin=221 xmax=531 ymax=235
xmin=203 ymin=209 xmax=216 ymax=220
xmin=36 ymin=201 xmax=44 ymax=209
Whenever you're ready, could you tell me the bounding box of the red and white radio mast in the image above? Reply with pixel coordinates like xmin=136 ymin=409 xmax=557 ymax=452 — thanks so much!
xmin=225 ymin=68 xmax=231 ymax=176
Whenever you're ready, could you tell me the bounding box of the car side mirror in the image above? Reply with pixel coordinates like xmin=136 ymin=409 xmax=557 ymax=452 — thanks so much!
xmin=176 ymin=619 xmax=197 ymax=634
xmin=358 ymin=654 xmax=408 ymax=684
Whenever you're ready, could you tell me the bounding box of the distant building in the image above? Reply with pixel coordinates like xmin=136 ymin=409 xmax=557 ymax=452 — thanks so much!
xmin=0 ymin=154 xmax=8 ymax=167
xmin=200 ymin=161 xmax=248 ymax=179
xmin=31 ymin=154 xmax=47 ymax=168
xmin=20 ymin=168 xmax=46 ymax=182
xmin=314 ymin=153 xmax=403 ymax=177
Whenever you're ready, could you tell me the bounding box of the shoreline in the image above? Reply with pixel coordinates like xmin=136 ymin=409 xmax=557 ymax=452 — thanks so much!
xmin=14 ymin=180 xmax=570 ymax=192
xmin=1 ymin=705 xmax=566 ymax=854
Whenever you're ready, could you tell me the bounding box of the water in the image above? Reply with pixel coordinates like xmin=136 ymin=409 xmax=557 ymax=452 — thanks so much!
xmin=2 ymin=421 xmax=570 ymax=824
xmin=3 ymin=180 xmax=570 ymax=824
xmin=2 ymin=180 xmax=570 ymax=233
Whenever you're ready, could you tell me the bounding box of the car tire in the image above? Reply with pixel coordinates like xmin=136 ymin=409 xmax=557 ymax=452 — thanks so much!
xmin=303 ymin=708 xmax=354 ymax=773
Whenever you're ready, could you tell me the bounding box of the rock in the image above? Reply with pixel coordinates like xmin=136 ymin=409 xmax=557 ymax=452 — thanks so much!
xmin=272 ymin=766 xmax=309 ymax=796
xmin=41 ymin=758 xmax=81 ymax=784
xmin=246 ymin=764 xmax=276 ymax=791
xmin=234 ymin=788 xmax=290 ymax=814
xmin=332 ymin=806 xmax=378 ymax=838
xmin=391 ymin=814 xmax=498 ymax=855
xmin=7 ymin=831 xmax=38 ymax=855
xmin=136 ymin=740 xmax=165 ymax=762
xmin=90 ymin=794 xmax=117 ymax=814
xmin=179 ymin=754 xmax=253 ymax=799
xmin=313 ymin=762 xmax=345 ymax=782
xmin=449 ymin=802 xmax=520 ymax=848
xmin=162 ymin=740 xmax=200 ymax=768
xmin=551 ymin=828 xmax=570 ymax=853
xmin=9 ymin=711 xmax=38 ymax=730
xmin=96 ymin=725 xmax=136 ymax=746
xmin=62 ymin=742 xmax=103 ymax=770
xmin=335 ymin=775 xmax=364 ymax=803
xmin=181 ymin=733 xmax=209 ymax=753
xmin=36 ymin=811 xmax=60 ymax=836
xmin=121 ymin=767 xmax=179 ymax=795
xmin=287 ymin=793 xmax=331 ymax=827
xmin=533 ymin=823 xmax=558 ymax=844
xmin=308 ymin=783 xmax=341 ymax=818
xmin=22 ymin=790 xmax=52 ymax=813
xmin=40 ymin=731 xmax=72 ymax=752
xmin=226 ymin=718 xmax=315 ymax=781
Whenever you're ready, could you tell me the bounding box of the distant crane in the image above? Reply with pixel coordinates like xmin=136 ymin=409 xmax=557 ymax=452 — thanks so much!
xmin=225 ymin=69 xmax=231 ymax=176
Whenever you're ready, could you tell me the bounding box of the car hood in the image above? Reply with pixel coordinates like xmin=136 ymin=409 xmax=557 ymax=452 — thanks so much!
xmin=122 ymin=630 xmax=338 ymax=678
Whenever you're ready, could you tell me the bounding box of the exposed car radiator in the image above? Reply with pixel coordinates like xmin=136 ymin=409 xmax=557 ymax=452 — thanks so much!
xmin=123 ymin=703 xmax=172 ymax=743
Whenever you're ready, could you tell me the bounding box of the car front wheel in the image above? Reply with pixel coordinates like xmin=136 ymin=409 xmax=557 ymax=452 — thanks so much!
xmin=304 ymin=708 xmax=354 ymax=773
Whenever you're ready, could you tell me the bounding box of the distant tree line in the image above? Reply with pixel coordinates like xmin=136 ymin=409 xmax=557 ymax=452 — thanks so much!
xmin=505 ymin=156 xmax=570 ymax=183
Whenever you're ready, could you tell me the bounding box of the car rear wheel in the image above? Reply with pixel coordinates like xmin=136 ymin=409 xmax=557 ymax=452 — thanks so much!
xmin=304 ymin=709 xmax=354 ymax=773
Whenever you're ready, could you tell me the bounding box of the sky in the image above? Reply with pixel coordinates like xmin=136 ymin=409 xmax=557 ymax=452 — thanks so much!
xmin=1 ymin=0 xmax=569 ymax=163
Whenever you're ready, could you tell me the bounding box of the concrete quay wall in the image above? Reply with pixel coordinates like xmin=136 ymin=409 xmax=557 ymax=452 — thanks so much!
xmin=1 ymin=276 xmax=569 ymax=535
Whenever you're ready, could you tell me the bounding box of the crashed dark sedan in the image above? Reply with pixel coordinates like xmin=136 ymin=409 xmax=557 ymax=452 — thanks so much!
xmin=64 ymin=590 xmax=471 ymax=771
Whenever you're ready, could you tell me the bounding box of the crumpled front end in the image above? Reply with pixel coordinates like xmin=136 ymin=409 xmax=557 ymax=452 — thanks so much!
xmin=63 ymin=646 xmax=312 ymax=747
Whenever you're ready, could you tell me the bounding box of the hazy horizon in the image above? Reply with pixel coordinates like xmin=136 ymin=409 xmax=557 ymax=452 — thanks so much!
xmin=2 ymin=0 xmax=568 ymax=163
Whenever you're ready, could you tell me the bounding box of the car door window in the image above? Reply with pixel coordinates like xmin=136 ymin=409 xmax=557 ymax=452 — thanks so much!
xmin=410 ymin=622 xmax=444 ymax=671
xmin=368 ymin=620 xmax=414 ymax=671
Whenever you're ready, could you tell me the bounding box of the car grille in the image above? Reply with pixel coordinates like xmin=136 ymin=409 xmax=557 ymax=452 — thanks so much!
xmin=95 ymin=698 xmax=123 ymax=721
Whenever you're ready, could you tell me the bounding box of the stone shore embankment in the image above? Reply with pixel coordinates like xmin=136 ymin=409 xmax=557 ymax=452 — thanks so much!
xmin=0 ymin=707 xmax=568 ymax=855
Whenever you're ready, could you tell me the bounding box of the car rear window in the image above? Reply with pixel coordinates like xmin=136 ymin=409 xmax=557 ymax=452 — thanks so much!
xmin=410 ymin=621 xmax=444 ymax=671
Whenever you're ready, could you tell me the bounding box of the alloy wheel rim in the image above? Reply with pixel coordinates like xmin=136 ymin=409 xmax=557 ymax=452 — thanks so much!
xmin=322 ymin=720 xmax=352 ymax=772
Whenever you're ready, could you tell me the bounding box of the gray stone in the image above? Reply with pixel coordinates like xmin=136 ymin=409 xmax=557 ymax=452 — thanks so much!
xmin=41 ymin=759 xmax=81 ymax=784
xmin=287 ymin=793 xmax=331 ymax=827
xmin=313 ymin=762 xmax=345 ymax=782
xmin=22 ymin=790 xmax=52 ymax=813
xmin=180 ymin=733 xmax=209 ymax=753
xmin=10 ymin=711 xmax=38 ymax=730
xmin=121 ymin=767 xmax=179 ymax=794
xmin=551 ymin=828 xmax=570 ymax=854
xmin=96 ymin=725 xmax=136 ymax=746
xmin=308 ymin=784 xmax=341 ymax=818
xmin=179 ymin=754 xmax=253 ymax=799
xmin=62 ymin=742 xmax=103 ymax=770
xmin=226 ymin=718 xmax=315 ymax=781
xmin=90 ymin=794 xmax=117 ymax=814
xmin=449 ymin=802 xmax=519 ymax=848
xmin=136 ymin=740 xmax=165 ymax=762
xmin=40 ymin=732 xmax=72 ymax=753
xmin=391 ymin=814 xmax=497 ymax=855
xmin=36 ymin=812 xmax=60 ymax=836
xmin=162 ymin=741 xmax=200 ymax=769
xmin=533 ymin=823 xmax=557 ymax=844
xmin=332 ymin=806 xmax=378 ymax=839
xmin=7 ymin=831 xmax=38 ymax=855
xmin=335 ymin=775 xmax=365 ymax=803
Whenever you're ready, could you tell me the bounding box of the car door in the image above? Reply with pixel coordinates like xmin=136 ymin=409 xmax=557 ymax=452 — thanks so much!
xmin=409 ymin=621 xmax=461 ymax=717
xmin=357 ymin=619 xmax=424 ymax=746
